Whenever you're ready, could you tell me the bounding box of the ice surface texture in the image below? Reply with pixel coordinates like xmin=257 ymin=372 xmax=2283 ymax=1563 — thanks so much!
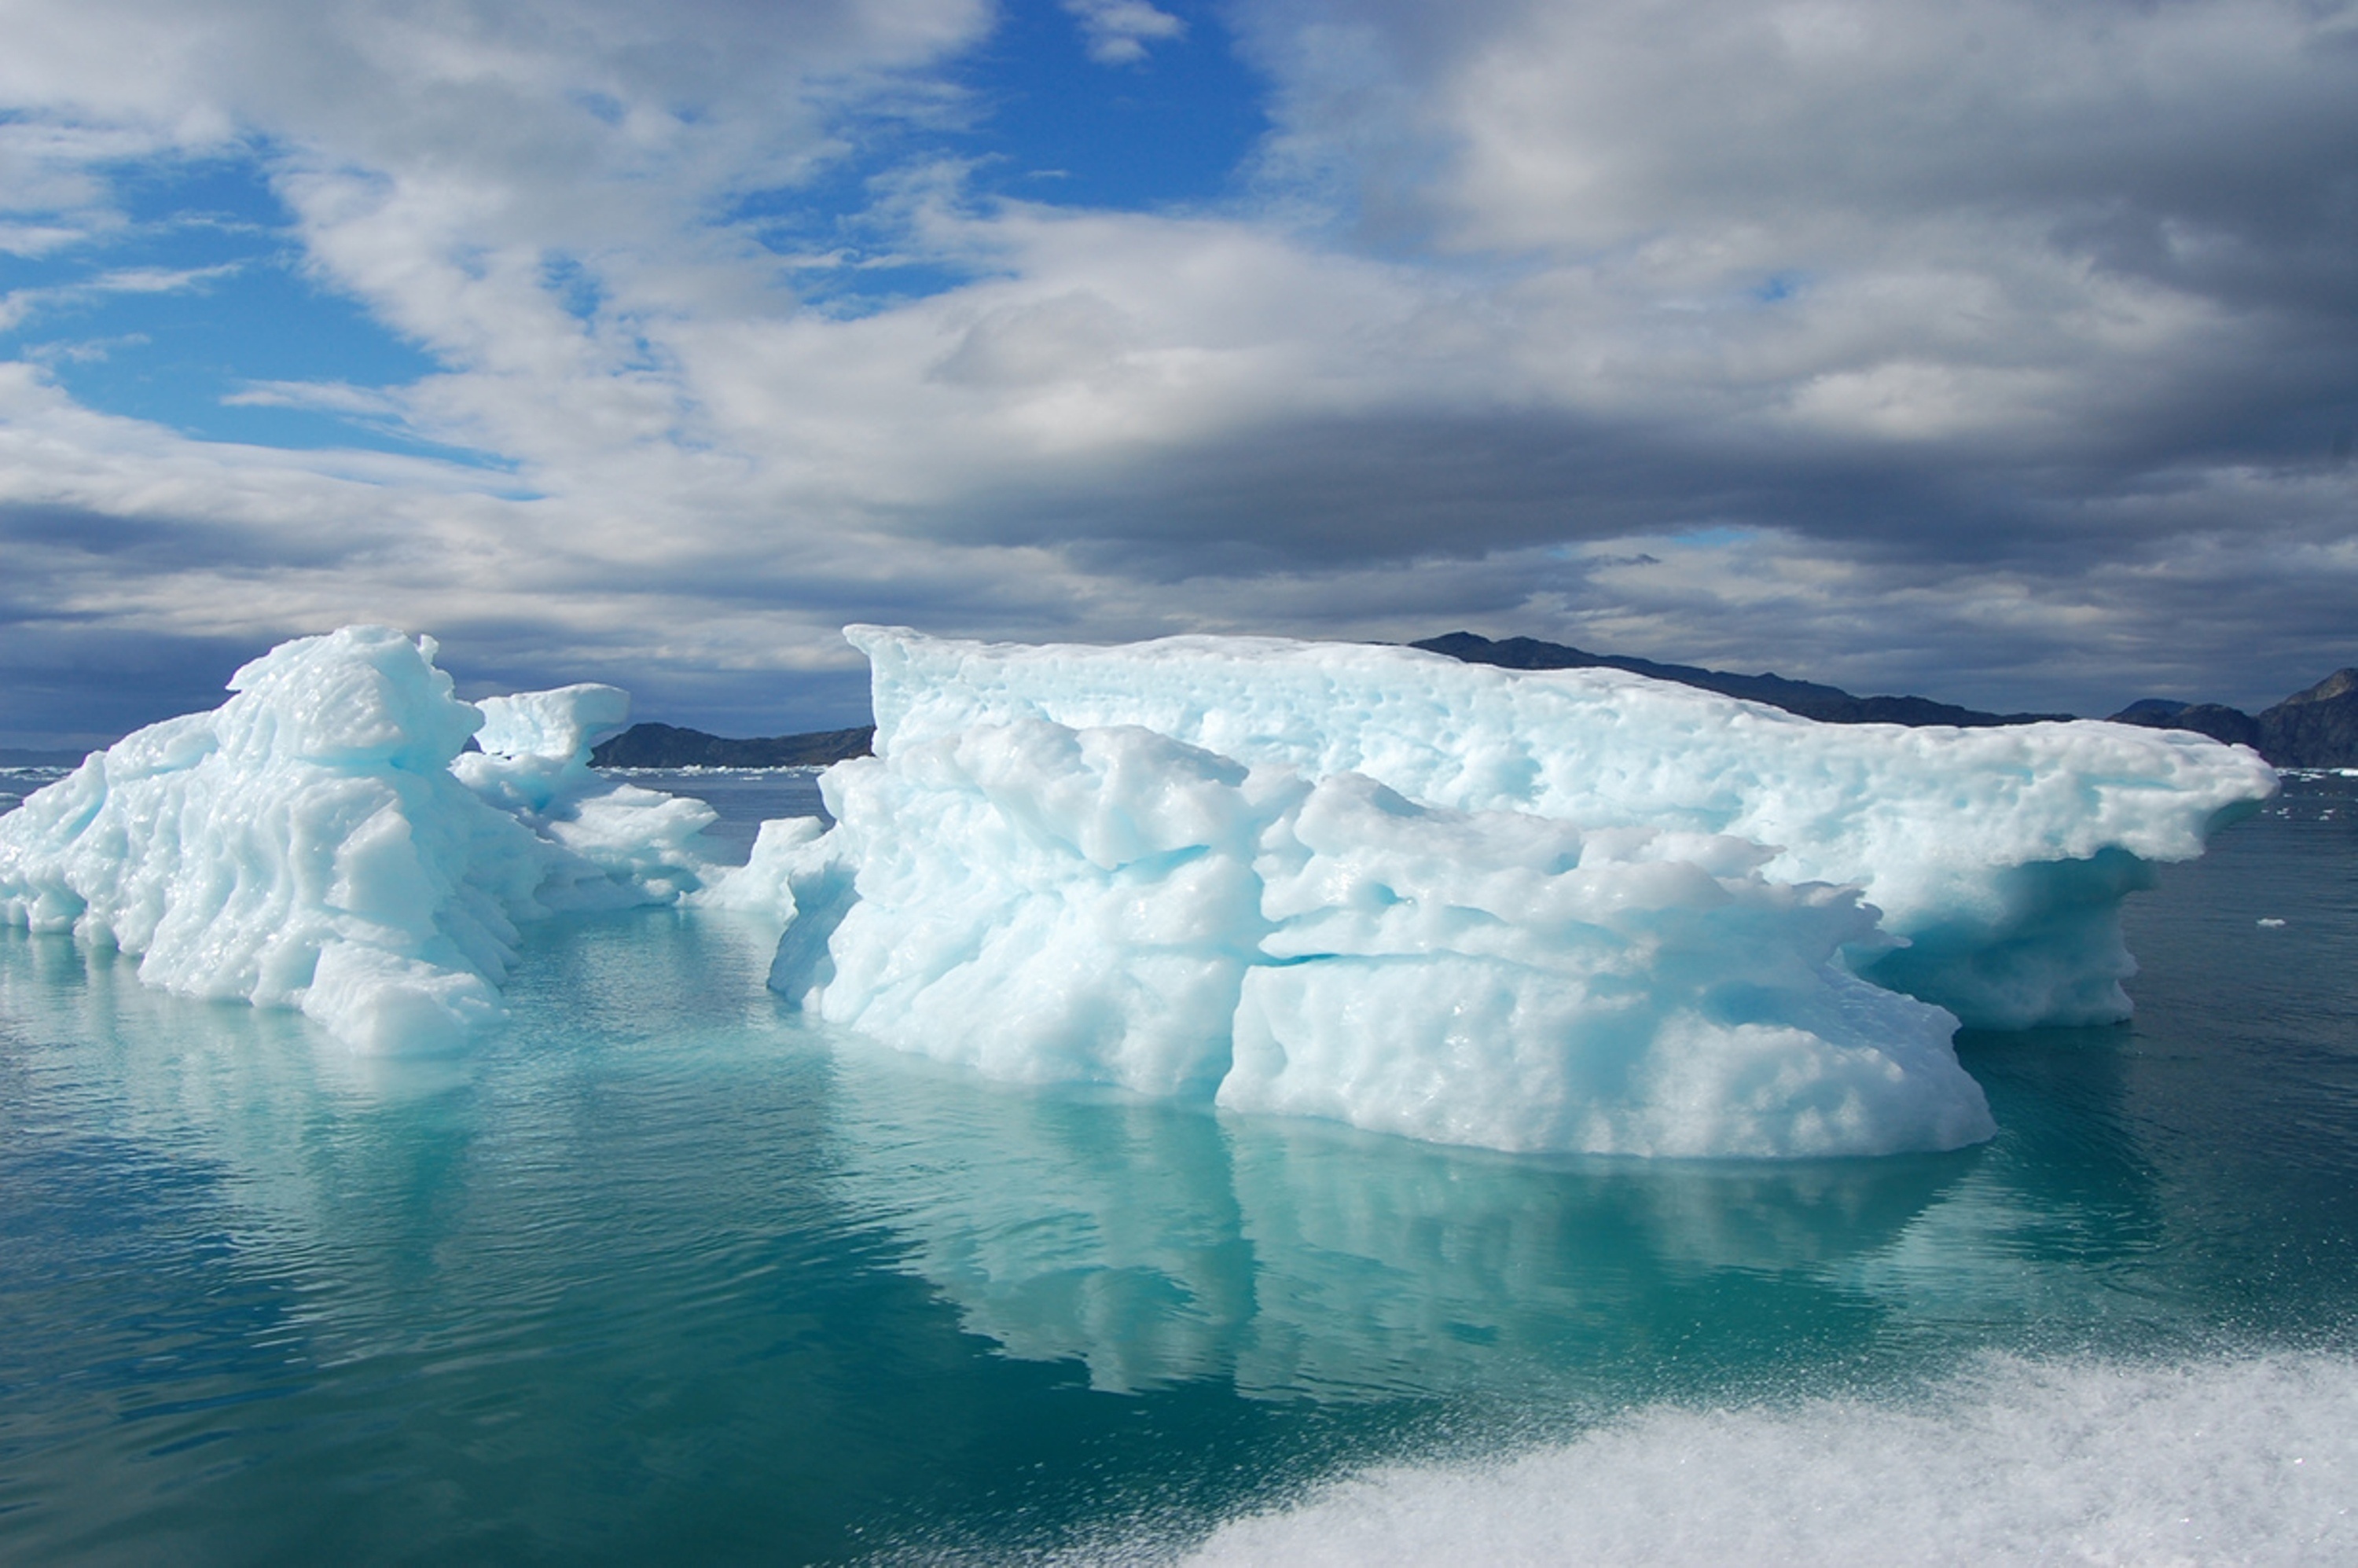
xmin=0 ymin=628 xmax=718 ymax=1053
xmin=739 ymin=629 xmax=2276 ymax=1158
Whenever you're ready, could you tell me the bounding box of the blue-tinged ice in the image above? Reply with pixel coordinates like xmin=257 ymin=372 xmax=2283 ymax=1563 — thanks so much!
xmin=729 ymin=629 xmax=2277 ymax=1159
xmin=456 ymin=681 xmax=721 ymax=904
xmin=0 ymin=627 xmax=720 ymax=1054
xmin=0 ymin=623 xmax=2279 ymax=1155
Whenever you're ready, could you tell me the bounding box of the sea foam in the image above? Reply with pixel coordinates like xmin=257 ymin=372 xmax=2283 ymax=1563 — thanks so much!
xmin=1163 ymin=1353 xmax=2358 ymax=1566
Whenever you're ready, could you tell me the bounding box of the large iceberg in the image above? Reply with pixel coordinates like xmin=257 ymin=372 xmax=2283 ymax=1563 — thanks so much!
xmin=736 ymin=629 xmax=2275 ymax=1159
xmin=0 ymin=622 xmax=2278 ymax=1158
xmin=0 ymin=627 xmax=720 ymax=1053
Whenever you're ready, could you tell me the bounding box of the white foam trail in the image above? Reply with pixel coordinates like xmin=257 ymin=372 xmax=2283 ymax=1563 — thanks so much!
xmin=1162 ymin=1353 xmax=2357 ymax=1566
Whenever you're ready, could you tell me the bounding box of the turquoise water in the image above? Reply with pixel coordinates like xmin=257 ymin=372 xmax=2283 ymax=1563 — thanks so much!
xmin=2 ymin=770 xmax=2353 ymax=1562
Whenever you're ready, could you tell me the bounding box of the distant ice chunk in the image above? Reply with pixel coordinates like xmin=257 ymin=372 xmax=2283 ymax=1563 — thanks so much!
xmin=474 ymin=683 xmax=634 ymax=764
xmin=692 ymin=815 xmax=826 ymax=925
xmin=747 ymin=628 xmax=2275 ymax=1158
xmin=454 ymin=682 xmax=720 ymax=907
xmin=0 ymin=628 xmax=720 ymax=1053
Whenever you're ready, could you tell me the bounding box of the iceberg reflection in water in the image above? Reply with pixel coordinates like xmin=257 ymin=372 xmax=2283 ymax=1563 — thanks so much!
xmin=825 ymin=1046 xmax=1974 ymax=1400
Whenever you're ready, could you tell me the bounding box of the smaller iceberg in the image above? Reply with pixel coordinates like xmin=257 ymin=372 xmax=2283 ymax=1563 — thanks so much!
xmin=0 ymin=627 xmax=719 ymax=1053
xmin=455 ymin=683 xmax=722 ymax=907
xmin=733 ymin=628 xmax=2278 ymax=1159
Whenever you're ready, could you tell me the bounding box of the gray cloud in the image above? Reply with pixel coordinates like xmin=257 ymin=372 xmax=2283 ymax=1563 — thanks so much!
xmin=0 ymin=0 xmax=2352 ymax=746
xmin=0 ymin=622 xmax=260 ymax=751
xmin=0 ymin=501 xmax=375 ymax=572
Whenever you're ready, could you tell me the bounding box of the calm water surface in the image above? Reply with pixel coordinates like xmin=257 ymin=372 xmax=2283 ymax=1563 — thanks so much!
xmin=2 ymin=769 xmax=2353 ymax=1562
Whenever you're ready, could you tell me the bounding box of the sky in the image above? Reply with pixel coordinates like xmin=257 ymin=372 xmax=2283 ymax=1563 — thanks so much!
xmin=2 ymin=0 xmax=2354 ymax=747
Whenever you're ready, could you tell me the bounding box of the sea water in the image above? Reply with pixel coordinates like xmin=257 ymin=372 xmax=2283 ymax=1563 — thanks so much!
xmin=1 ymin=767 xmax=2352 ymax=1563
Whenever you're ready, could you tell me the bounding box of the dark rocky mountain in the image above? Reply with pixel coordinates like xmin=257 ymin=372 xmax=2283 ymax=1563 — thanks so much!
xmin=1414 ymin=632 xmax=2073 ymax=728
xmin=2110 ymin=668 xmax=2358 ymax=767
xmin=590 ymin=722 xmax=873 ymax=769
xmin=2259 ymin=669 xmax=2358 ymax=766
xmin=2105 ymin=698 xmax=2260 ymax=751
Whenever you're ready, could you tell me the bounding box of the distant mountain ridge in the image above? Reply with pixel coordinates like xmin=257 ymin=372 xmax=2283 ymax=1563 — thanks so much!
xmin=589 ymin=722 xmax=873 ymax=769
xmin=1413 ymin=632 xmax=2072 ymax=728
xmin=2107 ymin=668 xmax=2358 ymax=769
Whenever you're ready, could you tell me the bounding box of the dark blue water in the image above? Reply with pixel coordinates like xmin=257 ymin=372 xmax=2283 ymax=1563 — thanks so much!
xmin=2 ymin=770 xmax=2353 ymax=1563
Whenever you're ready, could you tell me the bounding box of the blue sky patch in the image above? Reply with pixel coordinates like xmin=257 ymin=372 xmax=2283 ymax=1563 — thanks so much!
xmin=954 ymin=0 xmax=1267 ymax=211
xmin=2 ymin=152 xmax=465 ymax=457
xmin=744 ymin=0 xmax=1268 ymax=311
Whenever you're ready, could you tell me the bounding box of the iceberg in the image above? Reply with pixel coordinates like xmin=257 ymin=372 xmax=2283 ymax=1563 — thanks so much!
xmin=455 ymin=682 xmax=722 ymax=906
xmin=737 ymin=629 xmax=2276 ymax=1158
xmin=0 ymin=621 xmax=2275 ymax=1156
xmin=0 ymin=627 xmax=720 ymax=1054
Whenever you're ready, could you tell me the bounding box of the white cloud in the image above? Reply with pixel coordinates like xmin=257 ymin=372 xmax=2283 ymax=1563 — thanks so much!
xmin=87 ymin=263 xmax=244 ymax=294
xmin=0 ymin=0 xmax=2352 ymax=738
xmin=219 ymin=380 xmax=408 ymax=416
xmin=1062 ymin=0 xmax=1187 ymax=66
xmin=0 ymin=118 xmax=162 ymax=258
xmin=0 ymin=261 xmax=242 ymax=333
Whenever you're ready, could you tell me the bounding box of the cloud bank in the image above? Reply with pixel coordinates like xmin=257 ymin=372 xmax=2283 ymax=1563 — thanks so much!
xmin=1 ymin=0 xmax=2352 ymax=745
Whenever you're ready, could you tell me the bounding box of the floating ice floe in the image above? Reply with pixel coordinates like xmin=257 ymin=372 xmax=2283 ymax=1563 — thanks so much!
xmin=0 ymin=627 xmax=721 ymax=1054
xmin=722 ymin=629 xmax=2277 ymax=1159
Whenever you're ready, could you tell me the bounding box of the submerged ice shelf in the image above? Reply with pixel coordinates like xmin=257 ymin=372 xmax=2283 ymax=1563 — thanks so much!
xmin=728 ymin=628 xmax=2276 ymax=1159
xmin=0 ymin=624 xmax=2278 ymax=1159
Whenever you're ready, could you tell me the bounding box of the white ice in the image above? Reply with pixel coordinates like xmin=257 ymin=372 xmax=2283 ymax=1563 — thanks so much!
xmin=455 ymin=682 xmax=721 ymax=907
xmin=0 ymin=627 xmax=720 ymax=1054
xmin=0 ymin=622 xmax=2276 ymax=1152
xmin=732 ymin=628 xmax=2275 ymax=1159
